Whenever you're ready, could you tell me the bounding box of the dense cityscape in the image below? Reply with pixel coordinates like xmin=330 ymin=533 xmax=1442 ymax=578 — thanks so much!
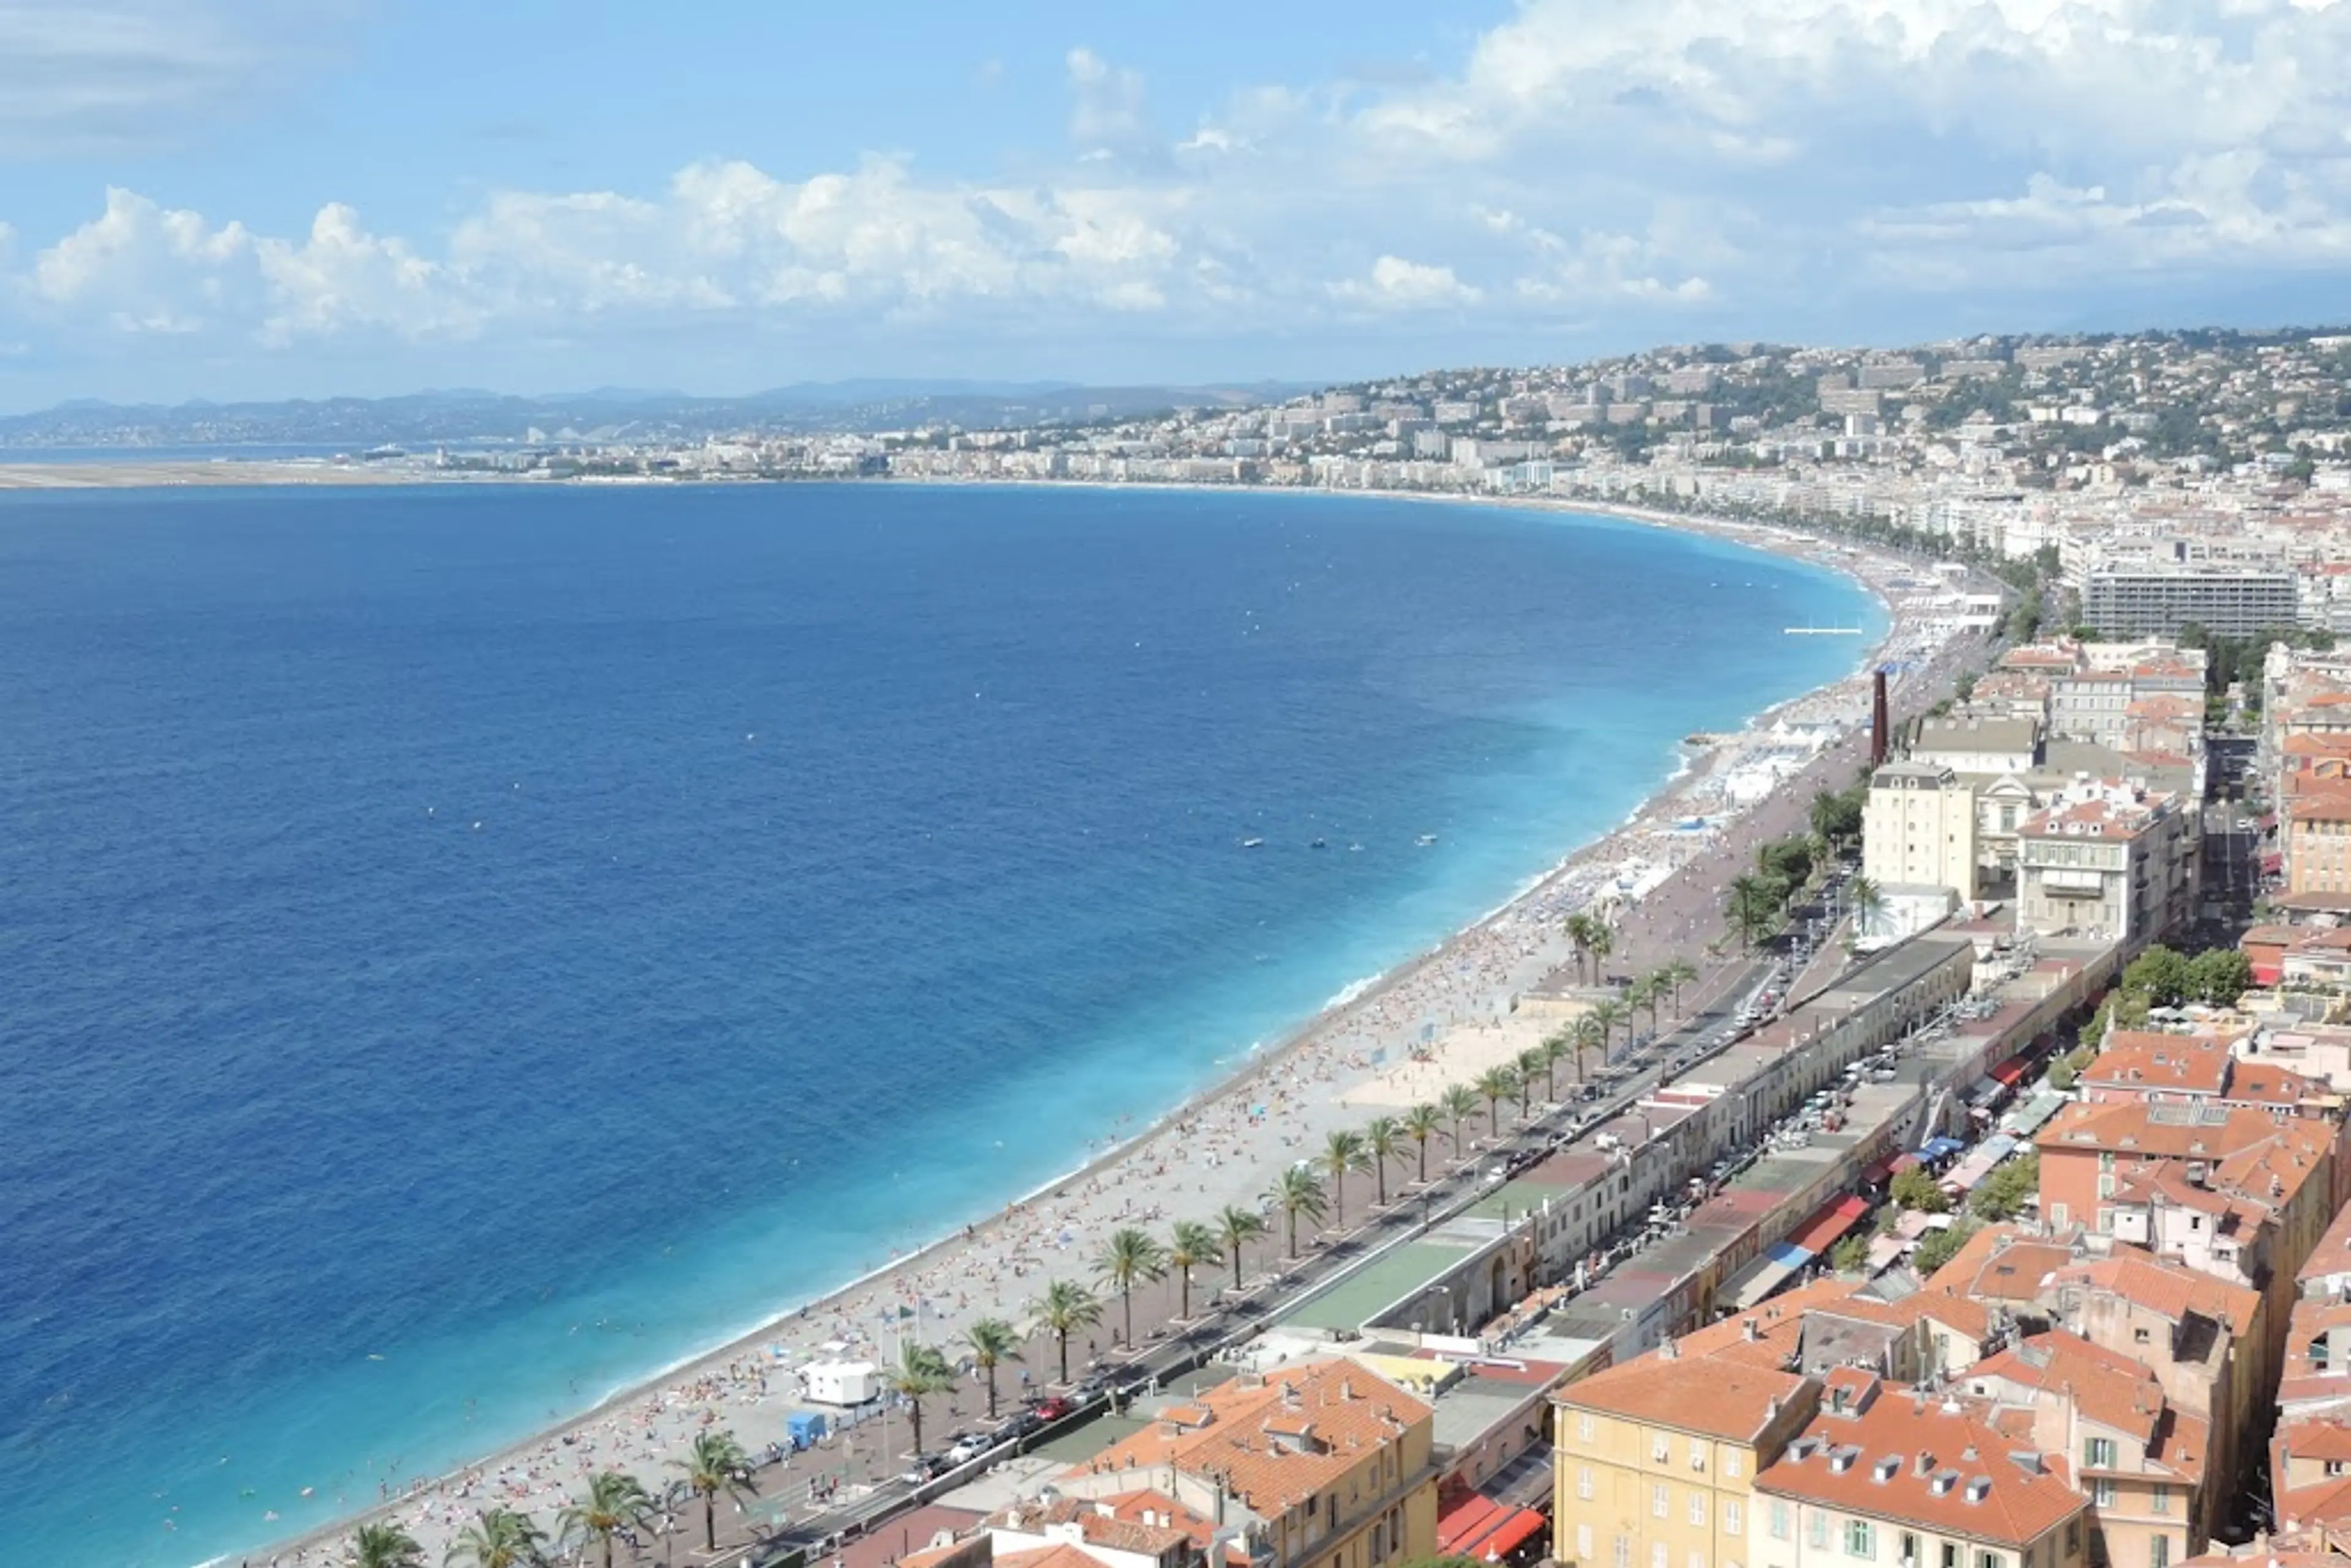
xmin=135 ymin=327 xmax=2351 ymax=1568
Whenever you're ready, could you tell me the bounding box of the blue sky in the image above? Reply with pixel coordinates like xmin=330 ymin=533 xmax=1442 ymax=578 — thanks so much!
xmin=6 ymin=0 xmax=2351 ymax=410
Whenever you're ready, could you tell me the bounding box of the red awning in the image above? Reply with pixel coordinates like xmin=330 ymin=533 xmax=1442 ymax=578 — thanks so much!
xmin=1786 ymin=1193 xmax=1872 ymax=1254
xmin=2263 ymin=853 xmax=2285 ymax=874
xmin=1889 ymin=1153 xmax=1921 ymax=1175
xmin=1439 ymin=1497 xmax=1508 ymax=1554
xmin=1990 ymin=1056 xmax=2033 ymax=1087
xmin=1861 ymin=1155 xmax=1896 ymax=1185
xmin=1474 ymin=1509 xmax=1550 ymax=1562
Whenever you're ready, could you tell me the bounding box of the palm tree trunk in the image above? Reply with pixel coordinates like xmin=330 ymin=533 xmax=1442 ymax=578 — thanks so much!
xmin=1287 ymin=1209 xmax=1299 ymax=1256
xmin=705 ymin=1495 xmax=718 ymax=1553
xmin=1332 ymin=1173 xmax=1344 ymax=1227
xmin=1374 ymin=1160 xmax=1387 ymax=1207
xmin=1122 ymin=1286 xmax=1134 ymax=1344
xmin=910 ymin=1397 xmax=924 ymax=1456
xmin=986 ymin=1364 xmax=999 ymax=1419
xmin=1231 ymin=1248 xmax=1244 ymax=1294
xmin=606 ymin=1532 xmax=617 ymax=1568
xmin=1415 ymin=1138 xmax=1428 ymax=1183
xmin=1488 ymin=1101 xmax=1500 ymax=1138
xmin=1058 ymin=1330 xmax=1071 ymax=1384
xmin=1179 ymin=1266 xmax=1191 ymax=1320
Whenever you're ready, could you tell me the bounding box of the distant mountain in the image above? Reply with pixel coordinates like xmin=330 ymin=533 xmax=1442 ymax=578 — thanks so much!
xmin=0 ymin=380 xmax=1310 ymax=451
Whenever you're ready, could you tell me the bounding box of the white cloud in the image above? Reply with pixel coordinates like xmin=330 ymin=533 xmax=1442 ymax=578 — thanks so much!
xmin=1067 ymin=47 xmax=1150 ymax=153
xmin=0 ymin=1 xmax=358 ymax=159
xmin=18 ymin=0 xmax=2351 ymax=384
xmin=1332 ymin=256 xmax=1480 ymax=310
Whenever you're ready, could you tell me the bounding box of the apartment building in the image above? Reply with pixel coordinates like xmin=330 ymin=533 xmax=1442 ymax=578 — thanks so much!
xmin=1748 ymin=1371 xmax=2088 ymax=1568
xmin=2083 ymin=564 xmax=2301 ymax=640
xmin=1550 ymin=1345 xmax=1818 ymax=1568
xmin=2014 ymin=781 xmax=2197 ymax=949
xmin=1064 ymin=1360 xmax=1439 ymax=1568
xmin=1959 ymin=1332 xmax=2213 ymax=1564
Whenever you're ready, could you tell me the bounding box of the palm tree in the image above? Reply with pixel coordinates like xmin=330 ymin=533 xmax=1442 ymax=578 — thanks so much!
xmin=1215 ymin=1204 xmax=1267 ymax=1294
xmin=557 ymin=1471 xmax=654 ymax=1568
xmin=1570 ymin=1013 xmax=1604 ymax=1082
xmin=1030 ymin=1278 xmax=1104 ymax=1384
xmin=1510 ymin=1054 xmax=1539 ymax=1119
xmin=351 ymin=1522 xmax=426 ymax=1568
xmin=1848 ymin=874 xmax=1886 ymax=940
xmin=1728 ymin=873 xmax=1775 ymax=953
xmin=1168 ymin=1220 xmax=1222 ymax=1320
xmin=1588 ymin=998 xmax=1629 ymax=1060
xmin=1440 ymin=1083 xmax=1480 ymax=1153
xmin=1402 ymin=1103 xmax=1444 ymax=1183
xmin=1474 ymin=1064 xmax=1520 ymax=1137
xmin=669 ymin=1429 xmax=756 ymax=1555
xmin=965 ymin=1316 xmax=1022 ymax=1419
xmin=1661 ymin=958 xmax=1699 ymax=1016
xmin=1564 ymin=911 xmax=1599 ymax=984
xmin=885 ymin=1340 xmax=956 ymax=1457
xmin=1265 ymin=1164 xmax=1329 ymax=1256
xmin=1586 ymin=921 xmax=1614 ymax=985
xmin=1533 ymin=1032 xmax=1569 ymax=1101
xmin=1362 ymin=1116 xmax=1405 ymax=1207
xmin=1094 ymin=1226 xmax=1169 ymax=1344
xmin=1318 ymin=1128 xmax=1371 ymax=1225
xmin=443 ymin=1507 xmax=546 ymax=1568
xmin=1640 ymin=969 xmax=1673 ymax=1035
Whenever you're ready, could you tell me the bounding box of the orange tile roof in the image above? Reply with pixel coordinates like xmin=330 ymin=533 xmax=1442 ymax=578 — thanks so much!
xmin=1755 ymin=1381 xmax=2085 ymax=1548
xmin=1070 ymin=1359 xmax=1430 ymax=1518
xmin=2081 ymin=1031 xmax=2233 ymax=1095
xmin=1553 ymin=1345 xmax=1813 ymax=1444
xmin=2047 ymin=1247 xmax=2259 ymax=1334
xmin=1923 ymin=1224 xmax=2074 ymax=1303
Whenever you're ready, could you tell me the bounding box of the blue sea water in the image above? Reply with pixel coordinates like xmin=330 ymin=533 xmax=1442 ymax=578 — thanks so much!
xmin=0 ymin=483 xmax=1880 ymax=1567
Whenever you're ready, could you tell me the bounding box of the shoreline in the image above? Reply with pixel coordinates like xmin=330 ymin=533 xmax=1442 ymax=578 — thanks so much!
xmin=91 ymin=476 xmax=1949 ymax=1568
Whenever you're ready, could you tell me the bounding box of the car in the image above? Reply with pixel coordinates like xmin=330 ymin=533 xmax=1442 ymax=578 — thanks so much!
xmin=945 ymin=1436 xmax=990 ymax=1465
xmin=1033 ymin=1395 xmax=1077 ymax=1420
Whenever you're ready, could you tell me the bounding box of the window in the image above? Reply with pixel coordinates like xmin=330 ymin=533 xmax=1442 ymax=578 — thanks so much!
xmin=1810 ymin=1509 xmax=1829 ymax=1549
xmin=1651 ymin=1544 xmax=1667 ymax=1568
xmin=2150 ymin=1537 xmax=2170 ymax=1568
xmin=1578 ymin=1466 xmax=1594 ymax=1502
xmin=1771 ymin=1500 xmax=1791 ymax=1541
xmin=2151 ymin=1485 xmax=2170 ymax=1517
xmin=1979 ymin=1555 xmax=2005 ymax=1568
xmin=1580 ymin=1412 xmax=1595 ymax=1444
xmin=1689 ymin=1437 xmax=1707 ymax=1470
xmin=2132 ymin=1327 xmax=2150 ymax=1344
xmin=1690 ymin=1555 xmax=1705 ymax=1568
xmin=2091 ymin=1479 xmax=2117 ymax=1507
xmin=1654 ymin=1484 xmax=1668 ymax=1519
xmin=1653 ymin=1434 xmax=1670 ymax=1463
xmin=1847 ymin=1518 xmax=1877 ymax=1558
xmin=1941 ymin=1546 xmax=1958 ymax=1568
xmin=1725 ymin=1502 xmax=1742 ymax=1538
xmin=2085 ymin=1437 xmax=2117 ymax=1469
xmin=1611 ymin=1535 xmax=1630 ymax=1568
xmin=1725 ymin=1450 xmax=1742 ymax=1479
xmin=2067 ymin=1521 xmax=2082 ymax=1557
xmin=1576 ymin=1526 xmax=1593 ymax=1561
xmin=1901 ymin=1533 xmax=1921 ymax=1567
xmin=1689 ymin=1494 xmax=1706 ymax=1527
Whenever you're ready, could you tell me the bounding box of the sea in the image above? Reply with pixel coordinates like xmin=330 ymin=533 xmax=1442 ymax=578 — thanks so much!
xmin=0 ymin=482 xmax=1881 ymax=1566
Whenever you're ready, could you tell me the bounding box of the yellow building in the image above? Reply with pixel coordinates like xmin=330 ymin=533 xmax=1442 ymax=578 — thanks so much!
xmin=1065 ymin=1358 xmax=1439 ymax=1568
xmin=1551 ymin=1343 xmax=1820 ymax=1568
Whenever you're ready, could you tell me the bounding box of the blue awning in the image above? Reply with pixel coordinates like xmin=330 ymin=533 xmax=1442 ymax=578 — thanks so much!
xmin=1766 ymin=1239 xmax=1814 ymax=1266
xmin=1917 ymin=1136 xmax=1967 ymax=1161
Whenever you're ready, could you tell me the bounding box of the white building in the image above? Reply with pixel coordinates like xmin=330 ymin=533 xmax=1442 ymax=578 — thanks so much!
xmin=1864 ymin=762 xmax=1980 ymax=901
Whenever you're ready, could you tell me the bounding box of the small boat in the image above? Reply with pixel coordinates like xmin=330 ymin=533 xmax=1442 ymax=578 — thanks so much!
xmin=1416 ymin=833 xmax=1439 ymax=847
xmin=1348 ymin=842 xmax=1363 ymax=852
xmin=1310 ymin=837 xmax=1327 ymax=849
xmin=1240 ymin=837 xmax=1265 ymax=849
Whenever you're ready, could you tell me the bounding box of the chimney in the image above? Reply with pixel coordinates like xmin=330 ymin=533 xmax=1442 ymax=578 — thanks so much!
xmin=1742 ymin=1318 xmax=1760 ymax=1342
xmin=1659 ymin=1337 xmax=1679 ymax=1361
xmin=1914 ymin=1451 xmax=1934 ymax=1477
xmin=1872 ymin=669 xmax=1891 ymax=768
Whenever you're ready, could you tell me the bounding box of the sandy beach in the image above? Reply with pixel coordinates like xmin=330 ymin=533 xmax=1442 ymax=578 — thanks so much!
xmin=107 ymin=476 xmax=1980 ymax=1568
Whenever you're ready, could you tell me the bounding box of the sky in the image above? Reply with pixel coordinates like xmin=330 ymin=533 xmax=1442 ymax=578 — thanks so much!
xmin=7 ymin=0 xmax=2351 ymax=410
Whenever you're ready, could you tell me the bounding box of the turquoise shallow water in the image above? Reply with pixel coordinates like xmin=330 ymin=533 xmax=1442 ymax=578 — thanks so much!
xmin=0 ymin=483 xmax=1880 ymax=1566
